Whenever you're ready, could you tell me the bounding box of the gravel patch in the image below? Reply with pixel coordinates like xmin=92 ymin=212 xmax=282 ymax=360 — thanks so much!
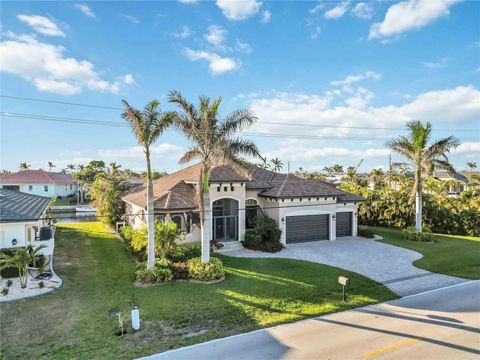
xmin=0 ymin=270 xmax=62 ymax=302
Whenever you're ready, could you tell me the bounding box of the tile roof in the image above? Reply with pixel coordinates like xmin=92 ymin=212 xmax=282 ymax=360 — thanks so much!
xmin=122 ymin=163 xmax=364 ymax=210
xmin=433 ymin=171 xmax=468 ymax=183
xmin=0 ymin=169 xmax=75 ymax=185
xmin=0 ymin=188 xmax=51 ymax=223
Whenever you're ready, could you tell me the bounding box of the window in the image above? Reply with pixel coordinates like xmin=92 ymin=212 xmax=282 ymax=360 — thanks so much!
xmin=70 ymin=184 xmax=73 ymax=190
xmin=44 ymin=185 xmax=48 ymax=192
xmin=29 ymin=185 xmax=33 ymax=192
xmin=171 ymin=215 xmax=183 ymax=230
xmin=245 ymin=199 xmax=259 ymax=229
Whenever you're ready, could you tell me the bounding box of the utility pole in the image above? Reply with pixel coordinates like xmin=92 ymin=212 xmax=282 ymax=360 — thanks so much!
xmin=287 ymin=161 xmax=290 ymax=174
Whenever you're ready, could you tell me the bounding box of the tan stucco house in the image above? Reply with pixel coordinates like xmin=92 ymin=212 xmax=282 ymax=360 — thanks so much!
xmin=122 ymin=164 xmax=364 ymax=245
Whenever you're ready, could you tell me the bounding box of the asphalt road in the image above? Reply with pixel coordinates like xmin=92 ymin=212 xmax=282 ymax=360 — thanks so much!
xmin=139 ymin=281 xmax=480 ymax=360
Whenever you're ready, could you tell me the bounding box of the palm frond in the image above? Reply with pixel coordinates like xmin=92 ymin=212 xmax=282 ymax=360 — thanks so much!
xmin=220 ymin=109 xmax=258 ymax=136
xmin=179 ymin=147 xmax=202 ymax=164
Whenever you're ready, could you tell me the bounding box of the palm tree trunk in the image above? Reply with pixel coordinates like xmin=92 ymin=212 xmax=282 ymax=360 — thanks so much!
xmin=415 ymin=168 xmax=423 ymax=232
xmin=145 ymin=148 xmax=156 ymax=269
xmin=199 ymin=167 xmax=210 ymax=263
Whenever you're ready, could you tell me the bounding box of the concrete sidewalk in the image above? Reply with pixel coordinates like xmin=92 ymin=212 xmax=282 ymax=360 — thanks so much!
xmin=139 ymin=281 xmax=480 ymax=360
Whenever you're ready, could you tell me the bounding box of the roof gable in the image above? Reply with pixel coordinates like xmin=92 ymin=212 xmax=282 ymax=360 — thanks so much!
xmin=0 ymin=169 xmax=74 ymax=185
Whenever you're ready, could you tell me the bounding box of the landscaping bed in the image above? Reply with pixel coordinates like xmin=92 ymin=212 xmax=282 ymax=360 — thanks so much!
xmin=0 ymin=222 xmax=396 ymax=359
xmin=368 ymin=226 xmax=480 ymax=279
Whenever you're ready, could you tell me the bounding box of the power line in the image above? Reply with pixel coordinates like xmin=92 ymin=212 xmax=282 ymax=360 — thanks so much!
xmin=2 ymin=95 xmax=478 ymax=132
xmin=2 ymin=112 xmax=479 ymax=142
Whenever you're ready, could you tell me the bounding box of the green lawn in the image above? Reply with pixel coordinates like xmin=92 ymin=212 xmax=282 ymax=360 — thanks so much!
xmin=368 ymin=227 xmax=480 ymax=280
xmin=0 ymin=222 xmax=396 ymax=359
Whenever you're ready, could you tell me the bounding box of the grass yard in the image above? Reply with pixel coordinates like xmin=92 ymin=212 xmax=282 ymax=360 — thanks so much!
xmin=0 ymin=222 xmax=396 ymax=359
xmin=369 ymin=227 xmax=480 ymax=280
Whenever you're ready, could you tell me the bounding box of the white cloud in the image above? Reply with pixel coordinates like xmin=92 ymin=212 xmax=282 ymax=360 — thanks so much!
xmin=204 ymin=25 xmax=227 ymax=49
xmin=351 ymin=2 xmax=374 ymax=19
xmin=309 ymin=2 xmax=325 ymax=14
xmin=310 ymin=25 xmax=321 ymax=39
xmin=122 ymin=74 xmax=135 ymax=85
xmin=17 ymin=15 xmax=65 ymax=37
xmin=261 ymin=10 xmax=271 ymax=23
xmin=235 ymin=39 xmax=252 ymax=54
xmin=0 ymin=32 xmax=130 ymax=95
xmin=324 ymin=2 xmax=349 ymax=19
xmin=123 ymin=15 xmax=140 ymax=24
xmin=183 ymin=48 xmax=239 ymax=75
xmin=74 ymin=3 xmax=95 ymax=18
xmin=216 ymin=0 xmax=261 ymax=20
xmin=174 ymin=25 xmax=193 ymax=39
xmin=98 ymin=143 xmax=183 ymax=159
xmin=452 ymin=142 xmax=480 ymax=156
xmin=331 ymin=71 xmax=382 ymax=86
xmin=422 ymin=57 xmax=450 ymax=69
xmin=369 ymin=0 xmax=461 ymax=40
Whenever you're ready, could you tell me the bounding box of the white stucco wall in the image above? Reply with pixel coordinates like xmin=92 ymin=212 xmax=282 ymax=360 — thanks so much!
xmin=1 ymin=184 xmax=77 ymax=198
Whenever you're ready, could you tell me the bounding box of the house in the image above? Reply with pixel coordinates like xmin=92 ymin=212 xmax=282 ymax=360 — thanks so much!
xmin=122 ymin=164 xmax=365 ymax=245
xmin=0 ymin=169 xmax=77 ymax=198
xmin=0 ymin=189 xmax=55 ymax=257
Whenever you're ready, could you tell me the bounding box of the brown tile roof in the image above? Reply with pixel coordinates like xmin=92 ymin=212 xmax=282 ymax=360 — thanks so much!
xmin=122 ymin=163 xmax=364 ymax=210
xmin=0 ymin=169 xmax=74 ymax=185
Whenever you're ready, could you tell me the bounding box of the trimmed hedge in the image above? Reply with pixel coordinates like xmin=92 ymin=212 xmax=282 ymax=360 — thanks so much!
xmin=187 ymin=257 xmax=224 ymax=281
xmin=402 ymin=226 xmax=433 ymax=242
xmin=358 ymin=228 xmax=375 ymax=239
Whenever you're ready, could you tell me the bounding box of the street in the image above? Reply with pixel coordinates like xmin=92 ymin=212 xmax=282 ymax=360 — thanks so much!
xmin=140 ymin=281 xmax=480 ymax=360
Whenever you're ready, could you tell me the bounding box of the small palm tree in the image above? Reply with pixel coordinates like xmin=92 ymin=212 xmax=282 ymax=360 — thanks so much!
xmin=370 ymin=168 xmax=385 ymax=190
xmin=19 ymin=162 xmax=30 ymax=171
xmin=109 ymin=162 xmax=122 ymax=174
xmin=66 ymin=164 xmax=76 ymax=173
xmin=270 ymin=157 xmax=284 ymax=172
xmin=168 ymin=90 xmax=261 ymax=263
xmin=386 ymin=121 xmax=459 ymax=232
xmin=47 ymin=161 xmax=56 ymax=172
xmin=256 ymin=156 xmax=268 ymax=169
xmin=122 ymin=99 xmax=173 ymax=269
xmin=0 ymin=245 xmax=46 ymax=288
xmin=466 ymin=162 xmax=477 ymax=172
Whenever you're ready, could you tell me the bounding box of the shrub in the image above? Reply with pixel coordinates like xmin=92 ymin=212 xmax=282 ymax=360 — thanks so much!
xmin=187 ymin=257 xmax=224 ymax=281
xmin=38 ymin=281 xmax=45 ymax=289
xmin=1 ymin=288 xmax=8 ymax=296
xmin=402 ymin=226 xmax=433 ymax=242
xmin=168 ymin=242 xmax=201 ymax=262
xmin=155 ymin=258 xmax=171 ymax=269
xmin=358 ymin=228 xmax=375 ymax=239
xmin=135 ymin=266 xmax=173 ymax=284
xmin=170 ymin=261 xmax=188 ymax=279
xmin=242 ymin=216 xmax=283 ymax=253
xmin=6 ymin=280 xmax=13 ymax=287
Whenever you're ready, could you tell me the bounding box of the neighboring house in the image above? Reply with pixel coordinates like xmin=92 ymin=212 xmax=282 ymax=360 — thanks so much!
xmin=433 ymin=171 xmax=470 ymax=196
xmin=0 ymin=169 xmax=77 ymax=198
xmin=0 ymin=189 xmax=55 ymax=257
xmin=122 ymin=164 xmax=364 ymax=245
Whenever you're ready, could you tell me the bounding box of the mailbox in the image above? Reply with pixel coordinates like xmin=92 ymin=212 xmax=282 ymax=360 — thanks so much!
xmin=338 ymin=276 xmax=350 ymax=286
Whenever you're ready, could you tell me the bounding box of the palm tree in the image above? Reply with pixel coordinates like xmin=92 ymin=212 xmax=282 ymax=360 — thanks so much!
xmin=19 ymin=162 xmax=30 ymax=171
xmin=369 ymin=168 xmax=385 ymax=190
xmin=47 ymin=161 xmax=56 ymax=172
xmin=270 ymin=157 xmax=283 ymax=172
xmin=66 ymin=164 xmax=76 ymax=174
xmin=168 ymin=90 xmax=261 ymax=263
xmin=386 ymin=121 xmax=459 ymax=232
xmin=256 ymin=156 xmax=268 ymax=169
xmin=466 ymin=162 xmax=477 ymax=172
xmin=122 ymin=99 xmax=173 ymax=269
xmin=0 ymin=245 xmax=46 ymax=288
xmin=109 ymin=162 xmax=122 ymax=174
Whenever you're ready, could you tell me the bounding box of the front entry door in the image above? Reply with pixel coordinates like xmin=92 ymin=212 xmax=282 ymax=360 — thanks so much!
xmin=213 ymin=216 xmax=237 ymax=241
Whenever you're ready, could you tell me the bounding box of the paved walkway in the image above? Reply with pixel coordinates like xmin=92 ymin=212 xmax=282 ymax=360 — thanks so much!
xmin=140 ymin=281 xmax=480 ymax=360
xmin=222 ymin=237 xmax=468 ymax=296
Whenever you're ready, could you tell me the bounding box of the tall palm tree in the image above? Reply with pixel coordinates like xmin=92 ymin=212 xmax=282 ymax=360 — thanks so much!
xmin=19 ymin=162 xmax=30 ymax=171
xmin=47 ymin=161 xmax=56 ymax=172
xmin=122 ymin=99 xmax=173 ymax=269
xmin=168 ymin=90 xmax=261 ymax=263
xmin=466 ymin=162 xmax=477 ymax=172
xmin=386 ymin=121 xmax=459 ymax=232
xmin=270 ymin=157 xmax=283 ymax=172
xmin=369 ymin=168 xmax=385 ymax=190
xmin=66 ymin=164 xmax=76 ymax=173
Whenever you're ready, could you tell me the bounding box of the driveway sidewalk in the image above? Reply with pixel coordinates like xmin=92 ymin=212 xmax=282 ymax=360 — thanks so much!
xmin=223 ymin=237 xmax=468 ymax=296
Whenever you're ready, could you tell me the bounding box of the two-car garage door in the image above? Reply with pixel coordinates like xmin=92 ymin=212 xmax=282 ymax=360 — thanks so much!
xmin=285 ymin=212 xmax=353 ymax=244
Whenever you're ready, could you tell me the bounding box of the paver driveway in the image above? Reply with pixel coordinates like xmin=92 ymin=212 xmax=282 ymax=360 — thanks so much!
xmin=222 ymin=237 xmax=468 ymax=296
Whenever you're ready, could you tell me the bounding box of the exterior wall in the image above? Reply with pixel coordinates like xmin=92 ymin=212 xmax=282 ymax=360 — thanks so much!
xmin=125 ymin=202 xmax=146 ymax=230
xmin=1 ymin=183 xmax=77 ymax=198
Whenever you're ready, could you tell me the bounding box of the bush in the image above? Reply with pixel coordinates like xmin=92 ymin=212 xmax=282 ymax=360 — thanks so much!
xmin=135 ymin=266 xmax=173 ymax=284
xmin=38 ymin=281 xmax=45 ymax=289
xmin=170 ymin=261 xmax=188 ymax=279
xmin=242 ymin=216 xmax=283 ymax=253
xmin=1 ymin=288 xmax=8 ymax=296
xmin=168 ymin=242 xmax=201 ymax=262
xmin=358 ymin=228 xmax=375 ymax=239
xmin=187 ymin=257 xmax=224 ymax=281
xmin=402 ymin=226 xmax=433 ymax=242
xmin=6 ymin=280 xmax=12 ymax=287
xmin=0 ymin=250 xmax=18 ymax=278
xmin=155 ymin=258 xmax=171 ymax=269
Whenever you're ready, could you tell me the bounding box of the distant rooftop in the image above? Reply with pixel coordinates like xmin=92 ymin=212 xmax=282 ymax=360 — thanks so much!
xmin=0 ymin=169 xmax=75 ymax=185
xmin=0 ymin=188 xmax=51 ymax=223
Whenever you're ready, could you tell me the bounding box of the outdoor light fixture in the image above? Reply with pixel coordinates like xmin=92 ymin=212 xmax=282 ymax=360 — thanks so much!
xmin=332 ymin=215 xmax=336 ymax=220
xmin=11 ymin=239 xmax=17 ymax=246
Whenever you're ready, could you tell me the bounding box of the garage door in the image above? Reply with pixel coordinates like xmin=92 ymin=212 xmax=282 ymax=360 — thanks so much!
xmin=286 ymin=214 xmax=329 ymax=243
xmin=336 ymin=212 xmax=352 ymax=237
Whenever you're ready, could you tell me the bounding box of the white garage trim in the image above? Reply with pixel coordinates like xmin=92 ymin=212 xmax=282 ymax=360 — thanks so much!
xmin=281 ymin=209 xmax=333 ymax=244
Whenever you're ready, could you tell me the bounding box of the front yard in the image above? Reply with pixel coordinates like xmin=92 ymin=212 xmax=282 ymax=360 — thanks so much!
xmin=369 ymin=227 xmax=480 ymax=279
xmin=0 ymin=222 xmax=395 ymax=359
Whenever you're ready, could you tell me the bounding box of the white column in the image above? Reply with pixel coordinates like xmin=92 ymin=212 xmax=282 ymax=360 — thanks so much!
xmin=201 ymin=194 xmax=211 ymax=263
xmin=330 ymin=213 xmax=336 ymax=241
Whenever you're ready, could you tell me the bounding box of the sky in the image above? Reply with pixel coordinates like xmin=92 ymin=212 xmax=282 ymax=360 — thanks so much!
xmin=1 ymin=0 xmax=479 ymax=174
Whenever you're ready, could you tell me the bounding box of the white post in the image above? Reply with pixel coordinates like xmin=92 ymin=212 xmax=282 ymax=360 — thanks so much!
xmin=201 ymin=194 xmax=210 ymax=263
xmin=131 ymin=307 xmax=140 ymax=330
xmin=415 ymin=190 xmax=422 ymax=232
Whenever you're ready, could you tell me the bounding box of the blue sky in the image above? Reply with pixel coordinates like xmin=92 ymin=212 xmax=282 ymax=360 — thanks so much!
xmin=1 ymin=0 xmax=479 ymax=173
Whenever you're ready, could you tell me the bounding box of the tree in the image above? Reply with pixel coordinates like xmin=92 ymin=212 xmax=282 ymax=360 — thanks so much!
xmin=369 ymin=168 xmax=385 ymax=190
xmin=122 ymin=99 xmax=173 ymax=269
xmin=386 ymin=121 xmax=459 ymax=232
xmin=270 ymin=157 xmax=283 ymax=172
xmin=66 ymin=164 xmax=76 ymax=174
xmin=48 ymin=162 xmax=56 ymax=172
xmin=19 ymin=162 xmax=30 ymax=171
xmin=467 ymin=162 xmax=477 ymax=172
xmin=89 ymin=172 xmax=128 ymax=226
xmin=168 ymin=90 xmax=261 ymax=263
xmin=109 ymin=162 xmax=122 ymax=174
xmin=0 ymin=245 xmax=46 ymax=288
xmin=256 ymin=156 xmax=268 ymax=169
